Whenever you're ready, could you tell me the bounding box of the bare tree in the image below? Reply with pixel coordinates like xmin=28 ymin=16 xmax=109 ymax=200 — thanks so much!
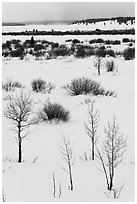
xmin=60 ymin=136 xmax=74 ymax=191
xmin=85 ymin=99 xmax=100 ymax=160
xmin=94 ymin=55 xmax=104 ymax=75
xmin=4 ymin=90 xmax=33 ymax=163
xmin=96 ymin=116 xmax=127 ymax=191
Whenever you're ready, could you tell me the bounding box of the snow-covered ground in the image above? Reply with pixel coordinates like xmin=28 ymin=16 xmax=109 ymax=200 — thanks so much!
xmin=2 ymin=21 xmax=135 ymax=201
xmin=2 ymin=34 xmax=135 ymax=45
xmin=2 ymin=55 xmax=135 ymax=202
xmin=2 ymin=20 xmax=135 ymax=33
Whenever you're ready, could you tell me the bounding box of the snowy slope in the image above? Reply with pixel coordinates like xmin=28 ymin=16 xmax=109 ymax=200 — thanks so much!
xmin=2 ymin=54 xmax=135 ymax=201
xmin=2 ymin=20 xmax=135 ymax=33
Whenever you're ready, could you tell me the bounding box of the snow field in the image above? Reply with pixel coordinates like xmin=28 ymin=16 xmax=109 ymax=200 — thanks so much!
xmin=2 ymin=52 xmax=134 ymax=201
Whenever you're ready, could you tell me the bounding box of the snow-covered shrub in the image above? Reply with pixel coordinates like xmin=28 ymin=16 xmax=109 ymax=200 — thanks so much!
xmin=75 ymin=45 xmax=94 ymax=58
xmin=65 ymin=39 xmax=72 ymax=42
xmin=10 ymin=48 xmax=24 ymax=58
xmin=2 ymin=79 xmax=24 ymax=92
xmin=64 ymin=78 xmax=101 ymax=96
xmin=72 ymin=39 xmax=80 ymax=44
xmin=95 ymin=38 xmax=104 ymax=43
xmin=106 ymin=59 xmax=115 ymax=72
xmin=123 ymin=47 xmax=135 ymax=60
xmin=122 ymin=38 xmax=130 ymax=43
xmin=31 ymin=79 xmax=54 ymax=93
xmin=105 ymin=40 xmax=121 ymax=45
xmin=52 ymin=44 xmax=69 ymax=57
xmin=34 ymin=43 xmax=45 ymax=51
xmin=2 ymin=51 xmax=10 ymax=57
xmin=34 ymin=51 xmax=44 ymax=60
xmin=38 ymin=102 xmax=70 ymax=122
xmin=89 ymin=38 xmax=104 ymax=44
xmin=50 ymin=42 xmax=59 ymax=49
xmin=75 ymin=45 xmax=86 ymax=58
xmin=2 ymin=41 xmax=11 ymax=50
xmin=23 ymin=39 xmax=35 ymax=48
xmin=64 ymin=77 xmax=116 ymax=96
xmin=105 ymin=49 xmax=115 ymax=57
xmin=95 ymin=47 xmax=106 ymax=57
xmin=129 ymin=42 xmax=133 ymax=47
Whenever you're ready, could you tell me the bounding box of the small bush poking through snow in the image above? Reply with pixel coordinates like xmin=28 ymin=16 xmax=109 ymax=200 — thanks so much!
xmin=122 ymin=38 xmax=130 ymax=43
xmin=38 ymin=102 xmax=70 ymax=123
xmin=75 ymin=45 xmax=86 ymax=58
xmin=2 ymin=79 xmax=24 ymax=92
xmin=72 ymin=39 xmax=80 ymax=44
xmin=106 ymin=59 xmax=115 ymax=72
xmin=31 ymin=79 xmax=54 ymax=93
xmin=105 ymin=49 xmax=115 ymax=57
xmin=64 ymin=77 xmax=116 ymax=96
xmin=105 ymin=40 xmax=121 ymax=45
xmin=123 ymin=47 xmax=135 ymax=60
xmin=52 ymin=45 xmax=70 ymax=57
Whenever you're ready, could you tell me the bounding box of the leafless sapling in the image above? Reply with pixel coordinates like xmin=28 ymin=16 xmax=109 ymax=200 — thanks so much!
xmin=94 ymin=55 xmax=104 ymax=75
xmin=112 ymin=182 xmax=125 ymax=199
xmin=96 ymin=116 xmax=127 ymax=191
xmin=2 ymin=188 xmax=6 ymax=202
xmin=52 ymin=171 xmax=56 ymax=198
xmin=60 ymin=136 xmax=74 ymax=191
xmin=85 ymin=99 xmax=100 ymax=160
xmin=58 ymin=182 xmax=62 ymax=198
xmin=4 ymin=90 xmax=33 ymax=163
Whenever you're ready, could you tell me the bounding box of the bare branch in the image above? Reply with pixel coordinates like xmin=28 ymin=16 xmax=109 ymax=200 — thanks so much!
xmin=60 ymin=136 xmax=74 ymax=191
xmin=85 ymin=99 xmax=100 ymax=160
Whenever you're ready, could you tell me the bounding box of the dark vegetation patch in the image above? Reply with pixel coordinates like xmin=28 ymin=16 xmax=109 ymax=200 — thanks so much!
xmin=2 ymin=79 xmax=24 ymax=92
xmin=31 ymin=79 xmax=54 ymax=93
xmin=38 ymin=101 xmax=70 ymax=123
xmin=123 ymin=47 xmax=135 ymax=60
xmin=2 ymin=28 xmax=135 ymax=36
xmin=63 ymin=77 xmax=116 ymax=97
xmin=2 ymin=36 xmax=134 ymax=60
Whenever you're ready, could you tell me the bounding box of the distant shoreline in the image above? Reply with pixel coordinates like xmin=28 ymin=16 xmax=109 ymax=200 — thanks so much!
xmin=2 ymin=23 xmax=25 ymax=26
xmin=2 ymin=29 xmax=135 ymax=36
xmin=2 ymin=16 xmax=135 ymax=27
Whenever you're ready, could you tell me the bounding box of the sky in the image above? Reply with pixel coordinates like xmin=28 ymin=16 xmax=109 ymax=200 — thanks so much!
xmin=2 ymin=2 xmax=135 ymax=23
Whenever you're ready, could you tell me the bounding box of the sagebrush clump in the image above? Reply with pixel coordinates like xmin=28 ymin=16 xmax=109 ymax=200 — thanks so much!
xmin=31 ymin=79 xmax=54 ymax=93
xmin=2 ymin=79 xmax=24 ymax=92
xmin=64 ymin=77 xmax=116 ymax=96
xmin=123 ymin=47 xmax=135 ymax=60
xmin=106 ymin=59 xmax=115 ymax=72
xmin=38 ymin=102 xmax=70 ymax=123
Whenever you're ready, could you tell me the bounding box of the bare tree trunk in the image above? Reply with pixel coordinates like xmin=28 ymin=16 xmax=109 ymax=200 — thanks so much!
xmin=96 ymin=146 xmax=110 ymax=190
xmin=85 ymin=100 xmax=99 ymax=161
xmin=52 ymin=172 xmax=56 ymax=198
xmin=68 ymin=163 xmax=73 ymax=190
xmin=18 ymin=140 xmax=22 ymax=163
xmin=92 ymin=137 xmax=94 ymax=160
xmin=109 ymin=177 xmax=113 ymax=190
xmin=60 ymin=136 xmax=74 ymax=191
xmin=98 ymin=65 xmax=100 ymax=75
xmin=58 ymin=183 xmax=62 ymax=198
xmin=18 ymin=123 xmax=22 ymax=163
xmin=109 ymin=172 xmax=114 ymax=190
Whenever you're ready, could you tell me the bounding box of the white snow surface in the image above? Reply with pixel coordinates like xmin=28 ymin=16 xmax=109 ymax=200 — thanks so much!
xmin=2 ymin=20 xmax=135 ymax=33
xmin=2 ymin=55 xmax=135 ymax=202
xmin=2 ymin=24 xmax=135 ymax=201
